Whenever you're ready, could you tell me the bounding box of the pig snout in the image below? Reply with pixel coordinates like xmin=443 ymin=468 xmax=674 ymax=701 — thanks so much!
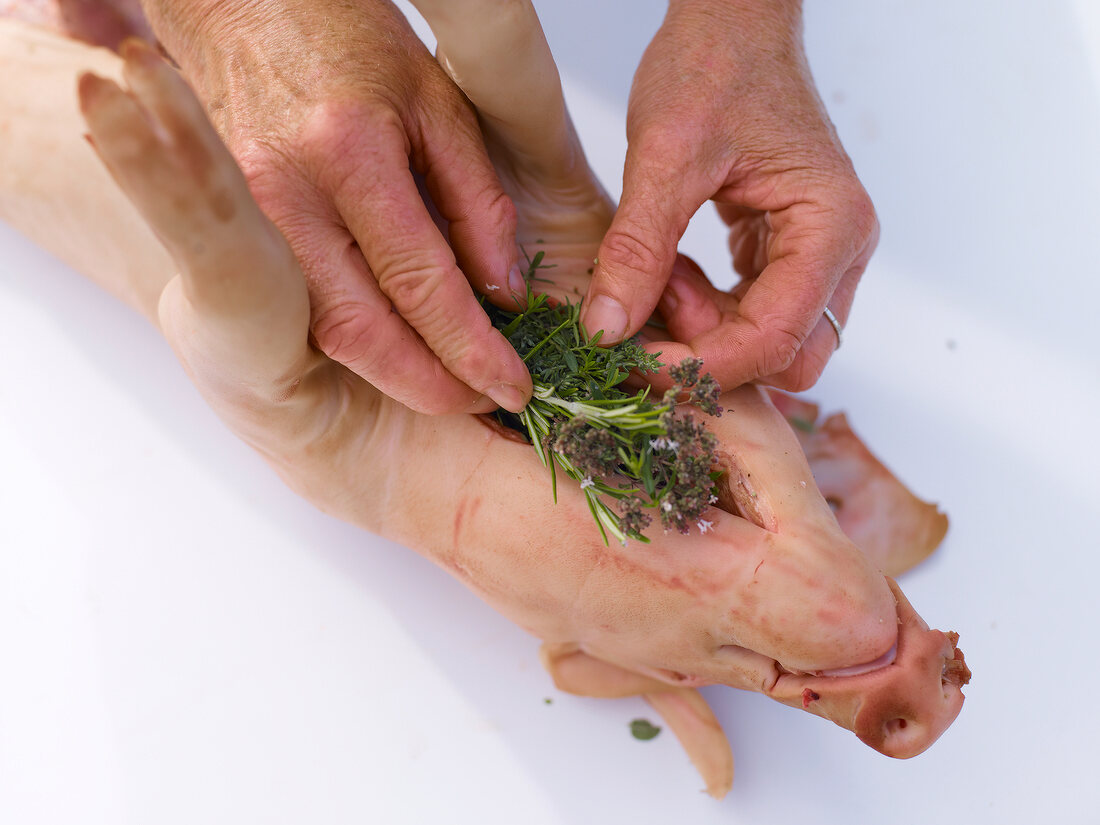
xmin=769 ymin=579 xmax=970 ymax=758
xmin=849 ymin=623 xmax=968 ymax=757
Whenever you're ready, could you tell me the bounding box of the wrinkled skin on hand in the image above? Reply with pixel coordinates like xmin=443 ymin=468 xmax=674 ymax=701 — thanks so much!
xmin=139 ymin=0 xmax=533 ymax=415
xmin=581 ymin=0 xmax=879 ymax=395
xmin=0 ymin=5 xmax=966 ymax=800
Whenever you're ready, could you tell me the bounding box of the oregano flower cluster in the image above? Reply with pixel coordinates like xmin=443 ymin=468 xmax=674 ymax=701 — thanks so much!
xmin=484 ymin=252 xmax=725 ymax=544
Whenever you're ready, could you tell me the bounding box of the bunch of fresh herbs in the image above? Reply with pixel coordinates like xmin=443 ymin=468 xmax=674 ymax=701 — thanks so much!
xmin=485 ymin=252 xmax=724 ymax=545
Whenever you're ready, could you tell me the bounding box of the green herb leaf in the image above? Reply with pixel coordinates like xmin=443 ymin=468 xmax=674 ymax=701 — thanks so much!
xmin=629 ymin=719 xmax=662 ymax=741
xmin=486 ymin=255 xmax=723 ymax=544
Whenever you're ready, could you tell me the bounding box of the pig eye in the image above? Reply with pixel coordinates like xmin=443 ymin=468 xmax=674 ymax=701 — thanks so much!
xmin=825 ymin=496 xmax=842 ymax=512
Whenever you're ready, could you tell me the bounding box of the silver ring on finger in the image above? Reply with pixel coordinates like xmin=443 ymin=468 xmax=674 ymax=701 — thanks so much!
xmin=822 ymin=306 xmax=843 ymax=350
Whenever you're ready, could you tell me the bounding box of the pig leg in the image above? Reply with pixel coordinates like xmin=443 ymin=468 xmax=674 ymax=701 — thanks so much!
xmin=1 ymin=0 xmax=153 ymax=50
xmin=0 ymin=20 xmax=169 ymax=318
xmin=541 ymin=645 xmax=734 ymax=799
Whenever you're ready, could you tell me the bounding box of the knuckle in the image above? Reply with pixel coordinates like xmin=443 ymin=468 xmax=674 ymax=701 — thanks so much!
xmin=826 ymin=178 xmax=878 ymax=246
xmin=772 ymin=355 xmax=824 ymax=393
xmin=479 ymin=187 xmax=517 ymax=233
xmin=757 ymin=326 xmax=803 ymax=377
xmin=298 ymin=98 xmax=407 ymax=190
xmin=382 ymin=261 xmax=453 ymax=324
xmin=301 ymin=98 xmax=399 ymax=153
xmin=311 ymin=303 xmax=380 ymax=366
xmin=846 ymin=188 xmax=879 ymax=243
xmin=600 ymin=227 xmax=665 ymax=281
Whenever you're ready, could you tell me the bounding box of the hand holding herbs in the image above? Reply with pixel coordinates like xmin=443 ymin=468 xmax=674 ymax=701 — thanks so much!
xmin=485 ymin=254 xmax=724 ymax=544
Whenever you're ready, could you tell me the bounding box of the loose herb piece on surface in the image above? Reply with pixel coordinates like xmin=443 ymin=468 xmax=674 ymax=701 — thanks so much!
xmin=484 ymin=252 xmax=723 ymax=545
xmin=629 ymin=718 xmax=662 ymax=741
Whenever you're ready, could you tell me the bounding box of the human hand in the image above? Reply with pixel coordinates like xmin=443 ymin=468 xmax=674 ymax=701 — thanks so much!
xmin=581 ymin=0 xmax=879 ymax=392
xmin=139 ymin=0 xmax=532 ymax=414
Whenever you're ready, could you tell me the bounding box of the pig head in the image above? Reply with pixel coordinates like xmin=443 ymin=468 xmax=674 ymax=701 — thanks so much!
xmin=531 ymin=385 xmax=968 ymax=795
xmin=768 ymin=578 xmax=969 ymax=759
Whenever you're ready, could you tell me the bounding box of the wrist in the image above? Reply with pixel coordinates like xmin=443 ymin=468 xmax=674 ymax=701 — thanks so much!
xmin=664 ymin=0 xmax=803 ymax=58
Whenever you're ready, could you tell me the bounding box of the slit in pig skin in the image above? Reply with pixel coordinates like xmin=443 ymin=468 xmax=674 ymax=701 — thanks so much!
xmin=476 ymin=413 xmax=531 ymax=445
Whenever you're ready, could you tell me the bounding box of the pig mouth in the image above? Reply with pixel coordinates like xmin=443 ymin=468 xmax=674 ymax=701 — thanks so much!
xmin=813 ymin=640 xmax=899 ymax=678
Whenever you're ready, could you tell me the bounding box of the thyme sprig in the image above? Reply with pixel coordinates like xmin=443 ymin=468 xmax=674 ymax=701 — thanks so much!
xmin=485 ymin=252 xmax=724 ymax=545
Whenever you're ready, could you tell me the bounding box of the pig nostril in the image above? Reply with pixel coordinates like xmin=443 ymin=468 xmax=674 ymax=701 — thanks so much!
xmin=886 ymin=717 xmax=908 ymax=735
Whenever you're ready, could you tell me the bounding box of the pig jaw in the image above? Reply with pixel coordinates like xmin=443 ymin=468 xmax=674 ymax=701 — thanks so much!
xmin=768 ymin=579 xmax=969 ymax=759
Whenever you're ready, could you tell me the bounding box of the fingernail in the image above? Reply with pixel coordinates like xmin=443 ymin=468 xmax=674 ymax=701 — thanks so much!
xmin=508 ymin=264 xmax=526 ymax=298
xmin=583 ymin=295 xmax=629 ymax=343
xmin=486 ymin=382 xmax=528 ymax=413
xmin=464 ymin=394 xmax=498 ymax=414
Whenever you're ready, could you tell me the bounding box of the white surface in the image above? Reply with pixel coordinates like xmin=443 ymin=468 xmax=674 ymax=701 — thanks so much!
xmin=2 ymin=1 xmax=1099 ymax=822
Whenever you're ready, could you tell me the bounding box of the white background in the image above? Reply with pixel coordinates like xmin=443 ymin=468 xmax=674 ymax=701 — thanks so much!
xmin=2 ymin=1 xmax=1099 ymax=822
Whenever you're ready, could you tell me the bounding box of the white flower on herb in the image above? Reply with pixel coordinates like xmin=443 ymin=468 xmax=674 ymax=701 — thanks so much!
xmin=661 ymin=500 xmax=673 ymax=512
xmin=708 ymin=494 xmax=719 ymax=505
xmin=580 ymin=476 xmax=595 ymax=490
xmin=697 ymin=519 xmax=714 ymax=534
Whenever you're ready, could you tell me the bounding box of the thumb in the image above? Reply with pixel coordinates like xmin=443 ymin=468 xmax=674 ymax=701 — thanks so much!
xmin=581 ymin=162 xmax=695 ymax=344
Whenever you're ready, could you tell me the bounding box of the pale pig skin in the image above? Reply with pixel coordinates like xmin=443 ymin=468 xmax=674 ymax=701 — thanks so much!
xmin=0 ymin=2 xmax=967 ymax=799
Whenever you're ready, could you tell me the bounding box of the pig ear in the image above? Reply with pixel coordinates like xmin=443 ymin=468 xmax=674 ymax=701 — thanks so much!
xmin=766 ymin=390 xmax=949 ymax=576
xmin=705 ymin=385 xmax=833 ymax=531
xmin=540 ymin=645 xmax=734 ymax=798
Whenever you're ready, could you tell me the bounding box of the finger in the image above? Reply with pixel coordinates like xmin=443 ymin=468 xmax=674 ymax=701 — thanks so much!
xmin=416 ymin=100 xmax=525 ymax=305
xmin=581 ymin=146 xmax=699 ymax=344
xmin=656 ymin=254 xmax=726 ymax=343
xmin=78 ymin=43 xmax=310 ymax=385
xmin=757 ymin=226 xmax=875 ymax=391
xmin=302 ymin=224 xmax=499 ymax=415
xmin=666 ymin=200 xmax=872 ymax=391
xmin=322 ymin=122 xmax=532 ymax=412
xmin=719 ymin=204 xmax=771 ymax=280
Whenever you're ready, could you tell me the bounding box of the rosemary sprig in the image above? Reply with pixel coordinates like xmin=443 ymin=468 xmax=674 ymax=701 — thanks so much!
xmin=485 ymin=253 xmax=724 ymax=544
